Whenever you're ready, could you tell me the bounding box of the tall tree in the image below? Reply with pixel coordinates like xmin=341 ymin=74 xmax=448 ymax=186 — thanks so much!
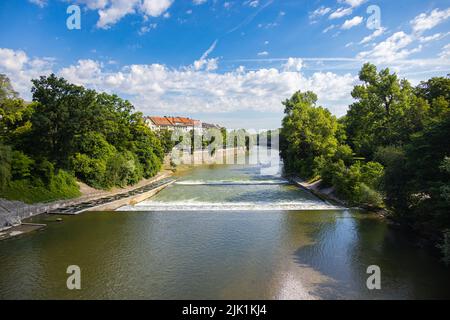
xmin=280 ymin=91 xmax=339 ymax=178
xmin=345 ymin=63 xmax=428 ymax=159
xmin=30 ymin=74 xmax=98 ymax=167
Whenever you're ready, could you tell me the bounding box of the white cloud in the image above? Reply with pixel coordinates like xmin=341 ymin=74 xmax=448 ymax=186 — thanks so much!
xmin=59 ymin=60 xmax=103 ymax=86
xmin=411 ymin=8 xmax=450 ymax=33
xmin=341 ymin=16 xmax=363 ymax=29
xmin=76 ymin=0 xmax=108 ymax=10
xmin=309 ymin=6 xmax=331 ymax=20
xmin=74 ymin=0 xmax=174 ymax=29
xmin=283 ymin=58 xmax=303 ymax=72
xmin=28 ymin=0 xmax=47 ymax=7
xmin=359 ymin=27 xmax=386 ymax=44
xmin=419 ymin=32 xmax=449 ymax=43
xmin=193 ymin=0 xmax=207 ymax=5
xmin=257 ymin=51 xmax=269 ymax=56
xmin=139 ymin=23 xmax=157 ymax=35
xmin=141 ymin=0 xmax=173 ymax=17
xmin=357 ymin=31 xmax=422 ymax=62
xmin=96 ymin=0 xmax=137 ymax=29
xmin=0 ymin=48 xmax=28 ymax=72
xmin=193 ymin=40 xmax=219 ymax=71
xmin=329 ymin=0 xmax=366 ymax=20
xmin=339 ymin=0 xmax=366 ymax=8
xmin=0 ymin=48 xmax=53 ymax=98
xmin=439 ymin=44 xmax=450 ymax=59
xmin=0 ymin=48 xmax=360 ymax=118
xmin=329 ymin=7 xmax=353 ymax=19
xmin=323 ymin=24 xmax=336 ymax=33
xmin=246 ymin=1 xmax=260 ymax=8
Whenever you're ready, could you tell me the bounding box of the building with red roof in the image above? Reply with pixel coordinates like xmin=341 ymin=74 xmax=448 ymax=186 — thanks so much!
xmin=144 ymin=116 xmax=202 ymax=133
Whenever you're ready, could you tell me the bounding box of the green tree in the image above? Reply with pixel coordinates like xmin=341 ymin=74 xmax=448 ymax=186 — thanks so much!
xmin=280 ymin=91 xmax=339 ymax=178
xmin=345 ymin=63 xmax=428 ymax=158
xmin=30 ymin=74 xmax=98 ymax=166
xmin=387 ymin=114 xmax=450 ymax=233
xmin=0 ymin=144 xmax=12 ymax=191
xmin=415 ymin=76 xmax=450 ymax=122
xmin=0 ymin=74 xmax=19 ymax=102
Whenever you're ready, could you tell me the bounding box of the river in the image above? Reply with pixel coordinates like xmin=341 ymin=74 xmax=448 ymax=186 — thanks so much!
xmin=1 ymin=148 xmax=449 ymax=299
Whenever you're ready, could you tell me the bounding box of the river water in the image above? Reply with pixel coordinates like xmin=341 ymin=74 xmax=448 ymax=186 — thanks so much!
xmin=1 ymin=148 xmax=449 ymax=299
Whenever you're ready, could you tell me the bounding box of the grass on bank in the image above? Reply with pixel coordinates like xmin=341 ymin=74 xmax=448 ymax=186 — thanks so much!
xmin=0 ymin=170 xmax=80 ymax=204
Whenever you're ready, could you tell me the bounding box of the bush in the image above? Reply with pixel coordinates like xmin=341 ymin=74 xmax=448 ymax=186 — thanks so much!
xmin=321 ymin=160 xmax=385 ymax=207
xmin=71 ymin=153 xmax=107 ymax=189
xmin=334 ymin=144 xmax=354 ymax=165
xmin=71 ymin=149 xmax=145 ymax=189
xmin=11 ymin=150 xmax=34 ymax=180
xmin=374 ymin=145 xmax=405 ymax=167
xmin=1 ymin=169 xmax=79 ymax=204
xmin=321 ymin=159 xmax=346 ymax=188
xmin=354 ymin=183 xmax=384 ymax=208
xmin=0 ymin=144 xmax=12 ymax=190
xmin=360 ymin=161 xmax=384 ymax=190
xmin=33 ymin=159 xmax=55 ymax=185
xmin=48 ymin=169 xmax=80 ymax=199
xmin=104 ymin=152 xmax=143 ymax=188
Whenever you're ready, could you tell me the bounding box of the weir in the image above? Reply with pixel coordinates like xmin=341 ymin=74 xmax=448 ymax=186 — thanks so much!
xmin=118 ymin=161 xmax=345 ymax=212
xmin=175 ymin=180 xmax=290 ymax=186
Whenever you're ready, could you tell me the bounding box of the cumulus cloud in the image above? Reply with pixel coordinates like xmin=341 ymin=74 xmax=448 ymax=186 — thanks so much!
xmin=74 ymin=0 xmax=174 ymax=29
xmin=283 ymin=58 xmax=303 ymax=72
xmin=309 ymin=6 xmax=331 ymax=20
xmin=329 ymin=7 xmax=353 ymax=19
xmin=341 ymin=16 xmax=363 ymax=29
xmin=410 ymin=8 xmax=450 ymax=34
xmin=0 ymin=48 xmax=359 ymax=118
xmin=339 ymin=0 xmax=366 ymax=8
xmin=357 ymin=31 xmax=422 ymax=62
xmin=359 ymin=27 xmax=386 ymax=44
xmin=141 ymin=0 xmax=174 ymax=17
xmin=0 ymin=48 xmax=54 ymax=98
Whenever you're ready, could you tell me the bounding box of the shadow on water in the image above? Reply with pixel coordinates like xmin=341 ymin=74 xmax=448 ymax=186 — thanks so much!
xmin=290 ymin=210 xmax=450 ymax=299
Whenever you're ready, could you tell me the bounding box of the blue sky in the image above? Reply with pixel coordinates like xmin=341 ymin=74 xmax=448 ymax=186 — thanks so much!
xmin=0 ymin=0 xmax=449 ymax=129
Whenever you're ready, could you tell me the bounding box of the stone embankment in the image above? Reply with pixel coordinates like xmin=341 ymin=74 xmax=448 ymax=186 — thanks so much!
xmin=0 ymin=171 xmax=173 ymax=231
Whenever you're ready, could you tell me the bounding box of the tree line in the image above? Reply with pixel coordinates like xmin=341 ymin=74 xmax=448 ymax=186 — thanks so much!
xmin=280 ymin=63 xmax=450 ymax=263
xmin=0 ymin=74 xmax=164 ymax=203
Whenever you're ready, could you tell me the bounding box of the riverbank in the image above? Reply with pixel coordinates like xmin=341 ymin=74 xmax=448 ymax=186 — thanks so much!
xmin=290 ymin=177 xmax=346 ymax=207
xmin=290 ymin=176 xmax=390 ymax=215
xmin=0 ymin=170 xmax=174 ymax=234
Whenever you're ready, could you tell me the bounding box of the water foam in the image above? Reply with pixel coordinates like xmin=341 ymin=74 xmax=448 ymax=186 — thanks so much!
xmin=175 ymin=179 xmax=290 ymax=186
xmin=119 ymin=200 xmax=344 ymax=211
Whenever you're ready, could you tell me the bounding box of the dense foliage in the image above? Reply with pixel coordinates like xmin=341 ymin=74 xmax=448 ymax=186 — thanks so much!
xmin=0 ymin=74 xmax=164 ymax=202
xmin=280 ymin=64 xmax=449 ymax=261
